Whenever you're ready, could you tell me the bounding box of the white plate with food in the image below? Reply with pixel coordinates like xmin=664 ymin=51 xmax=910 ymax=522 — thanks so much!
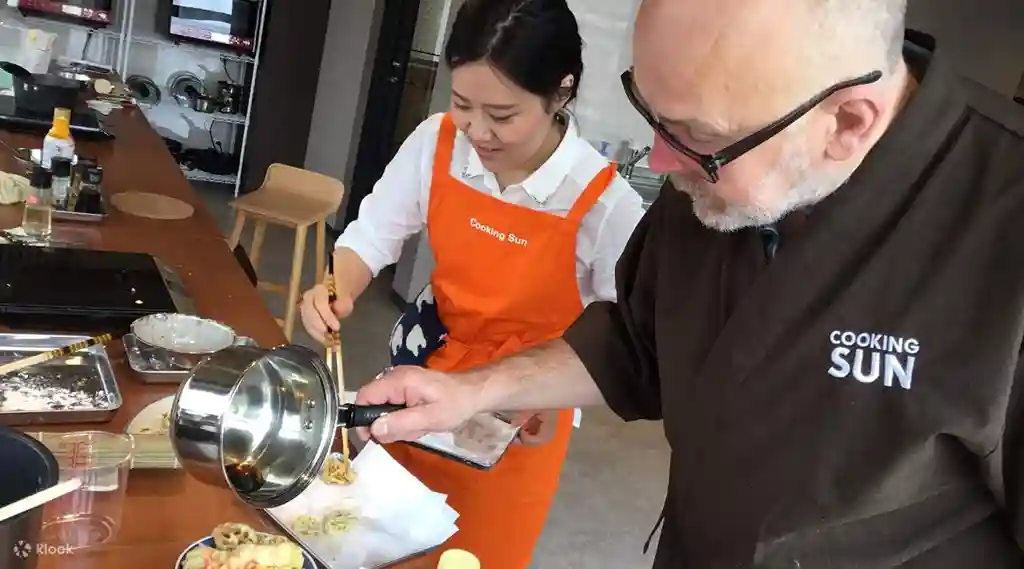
xmin=125 ymin=395 xmax=180 ymax=469
xmin=175 ymin=523 xmax=316 ymax=569
xmin=126 ymin=395 xmax=174 ymax=436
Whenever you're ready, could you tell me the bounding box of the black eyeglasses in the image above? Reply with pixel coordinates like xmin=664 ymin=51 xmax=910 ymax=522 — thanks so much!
xmin=620 ymin=68 xmax=883 ymax=182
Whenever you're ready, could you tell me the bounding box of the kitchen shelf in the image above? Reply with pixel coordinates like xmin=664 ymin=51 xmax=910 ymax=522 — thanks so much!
xmin=4 ymin=0 xmax=265 ymax=197
xmin=0 ymin=7 xmax=122 ymax=40
xmin=0 ymin=2 xmax=261 ymax=197
xmin=128 ymin=30 xmax=254 ymax=64
xmin=205 ymin=110 xmax=246 ymax=125
xmin=182 ymin=168 xmax=236 ymax=185
xmin=137 ymin=101 xmax=246 ymax=125
xmin=120 ymin=0 xmax=267 ymax=197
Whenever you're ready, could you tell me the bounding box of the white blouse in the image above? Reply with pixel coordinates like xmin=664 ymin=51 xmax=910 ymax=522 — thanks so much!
xmin=335 ymin=112 xmax=646 ymax=305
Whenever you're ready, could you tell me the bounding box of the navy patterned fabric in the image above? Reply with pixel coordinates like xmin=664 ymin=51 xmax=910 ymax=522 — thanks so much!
xmin=390 ymin=283 xmax=448 ymax=367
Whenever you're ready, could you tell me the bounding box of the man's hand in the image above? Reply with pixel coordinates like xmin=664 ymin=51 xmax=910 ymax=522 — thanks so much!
xmin=355 ymin=340 xmax=604 ymax=444
xmin=355 ymin=366 xmax=484 ymax=443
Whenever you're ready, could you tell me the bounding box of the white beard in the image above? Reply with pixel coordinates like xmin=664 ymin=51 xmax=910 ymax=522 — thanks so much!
xmin=670 ymin=133 xmax=852 ymax=232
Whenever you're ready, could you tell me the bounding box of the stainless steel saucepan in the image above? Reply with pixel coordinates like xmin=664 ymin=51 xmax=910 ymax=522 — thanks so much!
xmin=168 ymin=345 xmax=402 ymax=509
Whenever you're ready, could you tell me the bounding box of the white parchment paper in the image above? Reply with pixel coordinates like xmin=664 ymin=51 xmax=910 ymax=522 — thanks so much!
xmin=266 ymin=442 xmax=459 ymax=569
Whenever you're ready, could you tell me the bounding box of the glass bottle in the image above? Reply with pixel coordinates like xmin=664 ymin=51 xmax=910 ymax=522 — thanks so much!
xmin=70 ymin=156 xmax=96 ymax=202
xmin=50 ymin=156 xmax=72 ymax=208
xmin=70 ymin=164 xmax=102 ymax=214
xmin=22 ymin=166 xmax=53 ymax=239
xmin=41 ymin=107 xmax=75 ymax=170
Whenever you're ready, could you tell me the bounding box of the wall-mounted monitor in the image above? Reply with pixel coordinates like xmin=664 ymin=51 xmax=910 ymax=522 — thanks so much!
xmin=157 ymin=0 xmax=259 ymax=54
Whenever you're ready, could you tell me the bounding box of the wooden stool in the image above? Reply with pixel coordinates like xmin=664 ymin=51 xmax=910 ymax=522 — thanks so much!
xmin=227 ymin=163 xmax=345 ymax=341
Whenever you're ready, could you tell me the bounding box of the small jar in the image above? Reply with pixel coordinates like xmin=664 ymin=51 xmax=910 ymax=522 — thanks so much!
xmin=50 ymin=156 xmax=72 ymax=207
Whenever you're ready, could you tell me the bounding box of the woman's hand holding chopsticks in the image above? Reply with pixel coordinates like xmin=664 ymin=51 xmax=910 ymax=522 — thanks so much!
xmin=299 ymin=248 xmax=373 ymax=343
xmin=300 ymin=281 xmax=353 ymax=343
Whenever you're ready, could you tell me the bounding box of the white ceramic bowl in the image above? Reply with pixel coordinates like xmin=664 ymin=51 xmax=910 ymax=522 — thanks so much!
xmin=131 ymin=313 xmax=236 ymax=368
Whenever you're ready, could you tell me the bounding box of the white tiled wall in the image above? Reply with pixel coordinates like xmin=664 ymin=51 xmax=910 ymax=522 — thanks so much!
xmin=566 ymin=0 xmax=653 ymax=153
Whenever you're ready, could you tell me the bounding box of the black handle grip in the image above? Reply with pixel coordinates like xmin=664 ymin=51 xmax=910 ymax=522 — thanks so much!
xmin=341 ymin=404 xmax=406 ymax=428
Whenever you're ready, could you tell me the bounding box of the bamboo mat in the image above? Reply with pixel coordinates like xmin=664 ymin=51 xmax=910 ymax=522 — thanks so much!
xmin=26 ymin=431 xmax=180 ymax=470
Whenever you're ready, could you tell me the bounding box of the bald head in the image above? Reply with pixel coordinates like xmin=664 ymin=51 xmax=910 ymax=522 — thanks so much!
xmin=633 ymin=0 xmax=913 ymax=232
xmin=805 ymin=0 xmax=908 ymax=74
xmin=633 ymin=0 xmax=907 ymax=131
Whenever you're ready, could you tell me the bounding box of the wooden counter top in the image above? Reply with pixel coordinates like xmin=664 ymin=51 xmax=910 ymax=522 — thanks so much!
xmin=0 ymin=108 xmax=437 ymax=569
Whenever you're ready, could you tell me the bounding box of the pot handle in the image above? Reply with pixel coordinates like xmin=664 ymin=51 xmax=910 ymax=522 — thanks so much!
xmin=337 ymin=403 xmax=406 ymax=428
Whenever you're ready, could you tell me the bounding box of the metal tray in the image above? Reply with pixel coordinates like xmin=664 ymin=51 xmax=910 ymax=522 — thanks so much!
xmin=262 ymin=454 xmax=440 ymax=569
xmin=407 ymin=413 xmax=521 ymax=471
xmin=20 ymin=149 xmax=107 ymax=223
xmin=0 ymin=333 xmax=122 ymax=425
xmin=52 ymin=199 xmax=107 ymax=224
xmin=123 ymin=333 xmax=257 ymax=384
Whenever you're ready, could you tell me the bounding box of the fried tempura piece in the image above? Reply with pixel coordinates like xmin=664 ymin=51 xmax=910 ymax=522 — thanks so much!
xmin=321 ymin=456 xmax=356 ymax=485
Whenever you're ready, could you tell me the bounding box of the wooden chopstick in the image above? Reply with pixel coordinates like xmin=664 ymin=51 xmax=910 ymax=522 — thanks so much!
xmin=0 ymin=333 xmax=113 ymax=377
xmin=324 ymin=272 xmax=350 ymax=470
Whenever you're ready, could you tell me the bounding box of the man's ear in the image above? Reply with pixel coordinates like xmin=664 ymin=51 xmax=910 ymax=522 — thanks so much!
xmin=822 ymin=86 xmax=884 ymax=162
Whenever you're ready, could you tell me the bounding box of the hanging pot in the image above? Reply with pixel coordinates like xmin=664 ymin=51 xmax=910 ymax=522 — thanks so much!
xmin=191 ymin=95 xmax=216 ymax=113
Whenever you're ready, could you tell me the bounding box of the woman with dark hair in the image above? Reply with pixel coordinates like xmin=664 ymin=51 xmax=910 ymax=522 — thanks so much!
xmin=300 ymin=0 xmax=644 ymax=565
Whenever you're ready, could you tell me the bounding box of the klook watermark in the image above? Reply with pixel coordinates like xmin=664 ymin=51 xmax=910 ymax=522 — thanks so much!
xmin=12 ymin=540 xmax=73 ymax=559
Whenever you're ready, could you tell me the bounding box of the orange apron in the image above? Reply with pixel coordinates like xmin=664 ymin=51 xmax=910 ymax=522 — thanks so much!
xmin=385 ymin=114 xmax=614 ymax=568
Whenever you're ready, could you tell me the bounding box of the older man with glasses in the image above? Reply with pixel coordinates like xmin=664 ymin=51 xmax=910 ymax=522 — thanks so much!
xmin=357 ymin=0 xmax=1024 ymax=566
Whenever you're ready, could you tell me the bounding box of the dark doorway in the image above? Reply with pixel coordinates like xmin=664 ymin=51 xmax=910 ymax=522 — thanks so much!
xmin=341 ymin=0 xmax=425 ymax=229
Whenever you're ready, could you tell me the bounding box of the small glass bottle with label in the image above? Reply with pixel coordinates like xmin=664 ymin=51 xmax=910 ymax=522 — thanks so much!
xmin=22 ymin=166 xmax=53 ymax=239
xmin=50 ymin=156 xmax=72 ymax=208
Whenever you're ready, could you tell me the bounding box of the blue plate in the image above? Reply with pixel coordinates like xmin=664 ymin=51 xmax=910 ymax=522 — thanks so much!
xmin=175 ymin=535 xmax=317 ymax=569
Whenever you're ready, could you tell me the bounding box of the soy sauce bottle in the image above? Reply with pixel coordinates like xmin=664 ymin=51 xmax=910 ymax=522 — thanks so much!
xmin=72 ymin=164 xmax=103 ymax=214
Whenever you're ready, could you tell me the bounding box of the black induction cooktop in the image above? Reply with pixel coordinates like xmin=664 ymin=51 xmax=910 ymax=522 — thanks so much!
xmin=0 ymin=244 xmax=178 ymax=332
xmin=0 ymin=95 xmax=113 ymax=139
